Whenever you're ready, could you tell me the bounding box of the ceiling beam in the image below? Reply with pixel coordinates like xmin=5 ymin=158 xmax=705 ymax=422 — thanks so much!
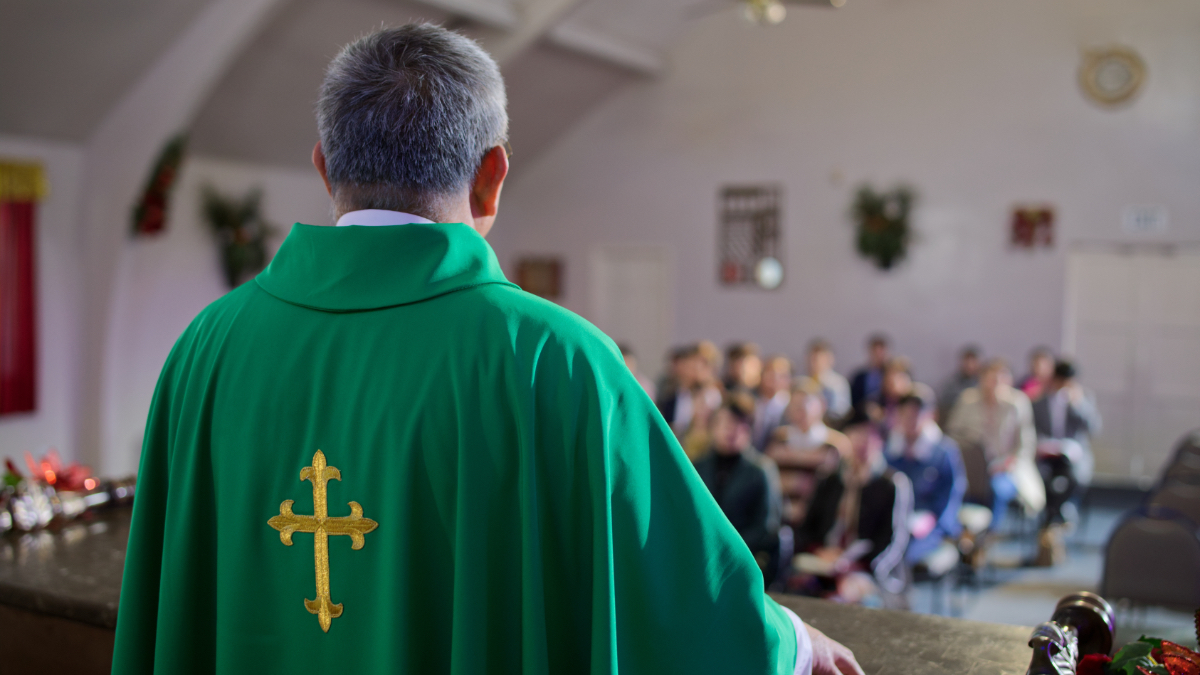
xmin=471 ymin=0 xmax=583 ymax=65
xmin=411 ymin=0 xmax=518 ymax=30
xmin=420 ymin=0 xmax=665 ymax=77
xmin=548 ymin=22 xmax=663 ymax=76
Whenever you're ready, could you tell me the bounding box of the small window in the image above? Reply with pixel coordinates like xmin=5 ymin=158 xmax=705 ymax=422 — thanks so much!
xmin=718 ymin=185 xmax=783 ymax=290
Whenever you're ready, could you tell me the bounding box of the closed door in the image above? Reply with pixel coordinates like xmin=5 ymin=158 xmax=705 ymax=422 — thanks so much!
xmin=589 ymin=246 xmax=672 ymax=383
xmin=1064 ymin=250 xmax=1200 ymax=483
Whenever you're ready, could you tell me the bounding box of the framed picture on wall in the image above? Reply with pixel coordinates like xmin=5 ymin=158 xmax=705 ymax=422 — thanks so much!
xmin=718 ymin=184 xmax=784 ymax=290
xmin=1011 ymin=206 xmax=1054 ymax=249
xmin=516 ymin=257 xmax=563 ymax=299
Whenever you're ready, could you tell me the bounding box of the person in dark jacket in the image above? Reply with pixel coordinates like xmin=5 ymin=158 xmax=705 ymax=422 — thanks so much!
xmin=1031 ymin=360 xmax=1101 ymax=565
xmin=864 ymin=356 xmax=916 ymax=436
xmin=656 ymin=344 xmax=706 ymax=434
xmin=938 ymin=345 xmax=981 ymax=422
xmin=1032 ymin=360 xmax=1101 ymax=519
xmin=792 ymin=411 xmax=912 ymax=606
xmin=849 ymin=333 xmax=890 ymax=415
xmin=885 ymin=394 xmax=967 ymax=566
xmin=693 ymin=395 xmax=784 ymax=579
xmin=723 ymin=341 xmax=762 ymax=394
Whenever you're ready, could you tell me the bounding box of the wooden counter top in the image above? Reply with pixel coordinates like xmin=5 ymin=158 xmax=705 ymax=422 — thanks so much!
xmin=0 ymin=507 xmax=1034 ymax=674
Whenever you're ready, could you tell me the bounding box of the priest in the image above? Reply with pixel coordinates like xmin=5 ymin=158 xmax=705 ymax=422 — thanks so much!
xmin=112 ymin=24 xmax=861 ymax=675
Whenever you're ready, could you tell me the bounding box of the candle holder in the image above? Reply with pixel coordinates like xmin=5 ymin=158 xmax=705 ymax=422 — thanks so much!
xmin=1027 ymin=593 xmax=1115 ymax=675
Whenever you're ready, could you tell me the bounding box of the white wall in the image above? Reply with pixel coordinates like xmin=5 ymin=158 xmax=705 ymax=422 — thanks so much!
xmin=72 ymin=0 xmax=288 ymax=475
xmin=491 ymin=0 xmax=1200 ymax=386
xmin=8 ymin=0 xmax=1200 ymax=476
xmin=0 ymin=135 xmax=84 ymax=463
xmin=102 ymin=156 xmax=330 ymax=475
xmin=0 ymin=141 xmax=330 ymax=476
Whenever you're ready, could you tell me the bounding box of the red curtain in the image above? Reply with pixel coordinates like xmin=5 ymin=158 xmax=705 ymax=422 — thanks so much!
xmin=0 ymin=200 xmax=36 ymax=415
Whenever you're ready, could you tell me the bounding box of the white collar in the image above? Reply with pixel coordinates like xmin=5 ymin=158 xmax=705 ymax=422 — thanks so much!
xmin=335 ymin=209 xmax=435 ymax=227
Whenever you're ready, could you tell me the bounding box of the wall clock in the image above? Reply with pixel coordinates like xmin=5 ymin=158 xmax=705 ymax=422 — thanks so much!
xmin=1079 ymin=47 xmax=1146 ymax=107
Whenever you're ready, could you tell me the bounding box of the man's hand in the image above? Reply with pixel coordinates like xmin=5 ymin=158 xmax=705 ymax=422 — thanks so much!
xmin=806 ymin=624 xmax=865 ymax=675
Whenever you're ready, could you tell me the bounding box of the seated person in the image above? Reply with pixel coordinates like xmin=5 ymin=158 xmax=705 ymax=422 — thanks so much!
xmin=946 ymin=359 xmax=1044 ymax=530
xmin=790 ymin=411 xmax=913 ymax=608
xmin=938 ymin=345 xmax=980 ymax=423
xmin=679 ymin=380 xmax=725 ymax=461
xmin=1018 ymin=346 xmax=1055 ymax=402
xmin=1032 ymin=360 xmax=1101 ymax=565
xmin=806 ymin=339 xmax=852 ymax=422
xmin=693 ymin=395 xmax=784 ymax=579
xmin=723 ymin=341 xmax=763 ymax=394
xmin=865 ymin=356 xmax=915 ymax=435
xmin=850 ymin=333 xmax=890 ymax=416
xmin=766 ymin=378 xmax=850 ymax=526
xmin=697 ymin=339 xmax=723 ymax=385
xmin=752 ymin=355 xmax=793 ymax=451
xmin=656 ymin=344 xmax=708 ymax=436
xmin=885 ymin=394 xmax=967 ymax=568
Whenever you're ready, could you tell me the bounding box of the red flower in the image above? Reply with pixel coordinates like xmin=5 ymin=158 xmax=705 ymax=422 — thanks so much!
xmin=1159 ymin=641 xmax=1200 ymax=675
xmin=1078 ymin=653 xmax=1112 ymax=675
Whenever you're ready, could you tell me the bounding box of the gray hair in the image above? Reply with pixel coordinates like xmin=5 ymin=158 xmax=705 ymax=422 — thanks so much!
xmin=316 ymin=24 xmax=508 ymax=219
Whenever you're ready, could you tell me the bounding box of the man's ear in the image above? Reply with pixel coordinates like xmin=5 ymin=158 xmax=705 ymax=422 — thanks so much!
xmin=312 ymin=142 xmax=333 ymax=197
xmin=470 ymin=145 xmax=509 ymax=220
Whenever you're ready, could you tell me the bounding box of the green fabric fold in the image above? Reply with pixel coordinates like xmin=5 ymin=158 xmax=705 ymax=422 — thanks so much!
xmin=113 ymin=222 xmax=797 ymax=674
xmin=256 ymin=223 xmax=517 ymax=311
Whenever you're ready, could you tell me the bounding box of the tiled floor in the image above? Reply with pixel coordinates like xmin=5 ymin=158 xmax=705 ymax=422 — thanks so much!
xmin=908 ymin=489 xmax=1199 ymax=650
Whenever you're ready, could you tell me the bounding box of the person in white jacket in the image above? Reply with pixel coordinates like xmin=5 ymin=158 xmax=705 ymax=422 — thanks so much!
xmin=946 ymin=359 xmax=1045 ymax=530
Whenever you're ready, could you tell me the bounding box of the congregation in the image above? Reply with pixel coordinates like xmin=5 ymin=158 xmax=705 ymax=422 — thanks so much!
xmin=620 ymin=335 xmax=1101 ymax=609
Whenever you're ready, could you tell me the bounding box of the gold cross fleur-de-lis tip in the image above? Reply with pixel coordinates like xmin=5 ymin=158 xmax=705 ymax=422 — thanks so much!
xmin=268 ymin=450 xmax=378 ymax=632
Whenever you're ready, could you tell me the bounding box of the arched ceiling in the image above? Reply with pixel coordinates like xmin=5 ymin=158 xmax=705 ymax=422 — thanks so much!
xmin=185 ymin=0 xmax=649 ymax=169
xmin=0 ymin=0 xmax=838 ymax=168
xmin=0 ymin=0 xmax=211 ymax=140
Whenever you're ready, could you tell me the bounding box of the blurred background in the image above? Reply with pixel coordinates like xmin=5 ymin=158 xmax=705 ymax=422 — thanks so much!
xmin=0 ymin=0 xmax=1197 ymax=639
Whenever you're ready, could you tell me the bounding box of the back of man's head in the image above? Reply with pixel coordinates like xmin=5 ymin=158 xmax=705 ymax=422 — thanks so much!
xmin=720 ymin=392 xmax=757 ymax=427
xmin=1053 ymin=360 xmax=1077 ymax=382
xmin=317 ymin=24 xmax=508 ymax=219
xmin=807 ymin=338 xmax=832 ymax=355
xmin=726 ymin=341 xmax=760 ymax=362
xmin=672 ymin=344 xmax=701 ymax=362
xmin=897 ymin=393 xmax=933 ymax=415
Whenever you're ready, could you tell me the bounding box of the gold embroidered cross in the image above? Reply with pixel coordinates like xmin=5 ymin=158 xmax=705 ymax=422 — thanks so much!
xmin=268 ymin=450 xmax=378 ymax=632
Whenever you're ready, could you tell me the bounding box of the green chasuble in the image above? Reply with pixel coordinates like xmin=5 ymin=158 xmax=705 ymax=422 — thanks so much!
xmin=112 ymin=222 xmax=802 ymax=674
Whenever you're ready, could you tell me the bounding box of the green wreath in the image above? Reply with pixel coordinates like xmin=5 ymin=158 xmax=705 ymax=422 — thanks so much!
xmin=201 ymin=186 xmax=277 ymax=288
xmin=851 ymin=185 xmax=915 ymax=270
xmin=131 ymin=135 xmax=187 ymax=236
